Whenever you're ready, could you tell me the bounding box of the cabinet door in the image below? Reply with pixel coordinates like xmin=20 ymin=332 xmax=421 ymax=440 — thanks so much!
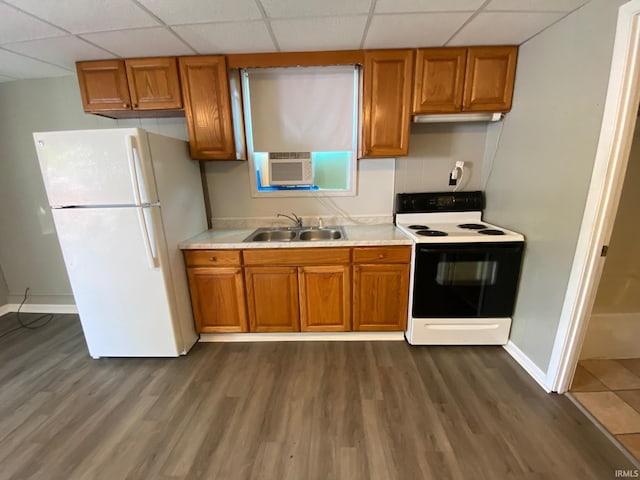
xmin=245 ymin=266 xmax=300 ymax=332
xmin=125 ymin=57 xmax=182 ymax=110
xmin=361 ymin=50 xmax=414 ymax=158
xmin=179 ymin=55 xmax=236 ymax=160
xmin=413 ymin=48 xmax=467 ymax=114
xmin=187 ymin=267 xmax=248 ymax=333
xmin=299 ymin=265 xmax=350 ymax=332
xmin=353 ymin=263 xmax=410 ymax=331
xmin=463 ymin=46 xmax=517 ymax=112
xmin=76 ymin=60 xmax=131 ymax=112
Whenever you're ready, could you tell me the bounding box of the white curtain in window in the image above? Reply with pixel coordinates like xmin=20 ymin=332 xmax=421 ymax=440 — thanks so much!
xmin=245 ymin=66 xmax=356 ymax=152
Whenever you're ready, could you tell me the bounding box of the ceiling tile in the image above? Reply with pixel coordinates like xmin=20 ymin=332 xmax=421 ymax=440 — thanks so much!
xmin=4 ymin=36 xmax=114 ymax=69
xmin=364 ymin=13 xmax=472 ymax=48
xmin=0 ymin=3 xmax=66 ymax=44
xmin=448 ymin=11 xmax=564 ymax=45
xmin=0 ymin=49 xmax=72 ymax=79
xmin=136 ymin=0 xmax=262 ymax=24
xmin=82 ymin=28 xmax=194 ymax=57
xmin=4 ymin=0 xmax=159 ymax=34
xmin=172 ymin=22 xmax=277 ymax=54
xmin=376 ymin=0 xmax=484 ymax=14
xmin=261 ymin=0 xmax=372 ymax=18
xmin=272 ymin=16 xmax=367 ymax=51
xmin=0 ymin=74 xmax=18 ymax=83
xmin=486 ymin=0 xmax=589 ymax=11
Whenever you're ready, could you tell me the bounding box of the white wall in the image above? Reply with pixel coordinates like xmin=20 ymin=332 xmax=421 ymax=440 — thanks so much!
xmin=0 ymin=75 xmax=188 ymax=305
xmin=482 ymin=0 xmax=627 ymax=371
xmin=581 ymin=116 xmax=640 ymax=359
xmin=395 ymin=122 xmax=490 ymax=193
xmin=204 ymin=158 xmax=395 ymax=224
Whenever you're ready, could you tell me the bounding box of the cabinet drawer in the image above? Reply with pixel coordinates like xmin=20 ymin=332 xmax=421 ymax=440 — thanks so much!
xmin=243 ymin=248 xmax=351 ymax=266
xmin=183 ymin=250 xmax=241 ymax=267
xmin=353 ymin=246 xmax=411 ymax=264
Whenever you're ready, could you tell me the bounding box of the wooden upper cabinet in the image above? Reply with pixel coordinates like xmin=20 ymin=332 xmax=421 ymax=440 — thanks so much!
xmin=413 ymin=48 xmax=467 ymax=114
xmin=412 ymin=46 xmax=517 ymax=114
xmin=76 ymin=60 xmax=131 ymax=112
xmin=178 ymin=55 xmax=236 ymax=160
xmin=361 ymin=49 xmax=414 ymax=158
xmin=76 ymin=57 xmax=183 ymax=116
xmin=463 ymin=46 xmax=517 ymax=112
xmin=125 ymin=57 xmax=182 ymax=110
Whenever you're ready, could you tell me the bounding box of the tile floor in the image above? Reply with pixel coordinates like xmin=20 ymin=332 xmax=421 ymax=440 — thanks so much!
xmin=571 ymin=358 xmax=640 ymax=461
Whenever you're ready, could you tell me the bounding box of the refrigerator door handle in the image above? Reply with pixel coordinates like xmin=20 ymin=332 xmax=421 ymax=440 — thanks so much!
xmin=137 ymin=207 xmax=158 ymax=268
xmin=125 ymin=135 xmax=147 ymax=205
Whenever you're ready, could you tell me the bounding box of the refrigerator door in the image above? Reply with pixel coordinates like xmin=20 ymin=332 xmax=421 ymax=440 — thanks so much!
xmin=52 ymin=205 xmax=184 ymax=357
xmin=34 ymin=128 xmax=158 ymax=207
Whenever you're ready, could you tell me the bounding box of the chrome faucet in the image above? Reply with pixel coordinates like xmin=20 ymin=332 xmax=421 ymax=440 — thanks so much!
xmin=277 ymin=212 xmax=303 ymax=228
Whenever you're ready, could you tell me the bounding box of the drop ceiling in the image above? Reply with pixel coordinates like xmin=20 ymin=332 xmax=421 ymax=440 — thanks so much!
xmin=0 ymin=0 xmax=590 ymax=83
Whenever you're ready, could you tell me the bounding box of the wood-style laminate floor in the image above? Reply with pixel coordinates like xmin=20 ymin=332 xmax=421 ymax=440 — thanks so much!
xmin=0 ymin=313 xmax=636 ymax=480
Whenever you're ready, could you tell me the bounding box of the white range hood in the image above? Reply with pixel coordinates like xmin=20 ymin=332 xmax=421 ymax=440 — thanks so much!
xmin=412 ymin=112 xmax=504 ymax=123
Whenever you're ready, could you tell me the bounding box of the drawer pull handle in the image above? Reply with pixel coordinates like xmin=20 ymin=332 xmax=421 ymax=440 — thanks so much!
xmin=209 ymin=256 xmax=217 ymax=262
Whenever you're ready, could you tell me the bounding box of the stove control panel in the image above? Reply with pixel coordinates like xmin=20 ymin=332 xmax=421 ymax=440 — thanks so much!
xmin=395 ymin=191 xmax=484 ymax=214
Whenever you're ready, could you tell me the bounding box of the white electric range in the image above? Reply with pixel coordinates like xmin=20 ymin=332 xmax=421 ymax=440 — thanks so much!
xmin=395 ymin=192 xmax=525 ymax=345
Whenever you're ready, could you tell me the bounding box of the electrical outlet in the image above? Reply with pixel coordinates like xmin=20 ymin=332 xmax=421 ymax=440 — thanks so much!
xmin=449 ymin=174 xmax=457 ymax=186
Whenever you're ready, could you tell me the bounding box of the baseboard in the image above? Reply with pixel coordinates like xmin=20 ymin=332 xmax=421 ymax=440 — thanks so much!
xmin=2 ymin=303 xmax=78 ymax=314
xmin=0 ymin=304 xmax=11 ymax=317
xmin=199 ymin=331 xmax=406 ymax=342
xmin=503 ymin=340 xmax=551 ymax=393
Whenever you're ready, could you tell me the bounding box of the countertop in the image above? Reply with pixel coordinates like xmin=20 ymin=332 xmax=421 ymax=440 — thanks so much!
xmin=179 ymin=224 xmax=412 ymax=249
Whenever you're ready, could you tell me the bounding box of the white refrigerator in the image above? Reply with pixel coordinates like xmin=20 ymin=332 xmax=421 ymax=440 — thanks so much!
xmin=34 ymin=128 xmax=207 ymax=358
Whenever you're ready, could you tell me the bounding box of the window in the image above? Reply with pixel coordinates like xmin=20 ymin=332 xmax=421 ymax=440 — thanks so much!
xmin=241 ymin=66 xmax=359 ymax=197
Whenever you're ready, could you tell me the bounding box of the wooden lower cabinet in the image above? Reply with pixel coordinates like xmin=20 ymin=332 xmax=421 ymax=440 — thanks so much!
xmin=244 ymin=266 xmax=300 ymax=332
xmin=353 ymin=247 xmax=411 ymax=331
xmin=187 ymin=266 xmax=248 ymax=333
xmin=185 ymin=246 xmax=410 ymax=334
xmin=299 ymin=265 xmax=351 ymax=332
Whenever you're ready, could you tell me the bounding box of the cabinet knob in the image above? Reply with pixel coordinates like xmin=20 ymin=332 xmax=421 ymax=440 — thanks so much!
xmin=209 ymin=256 xmax=217 ymax=262
xmin=123 ymin=103 xmax=129 ymax=108
xmin=378 ymin=254 xmax=385 ymax=259
xmin=132 ymin=103 xmax=138 ymax=108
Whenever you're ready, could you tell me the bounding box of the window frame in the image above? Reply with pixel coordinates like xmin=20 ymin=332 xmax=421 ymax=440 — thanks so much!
xmin=240 ymin=65 xmax=360 ymax=198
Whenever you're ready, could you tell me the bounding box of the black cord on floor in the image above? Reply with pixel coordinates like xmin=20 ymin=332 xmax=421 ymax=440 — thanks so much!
xmin=0 ymin=287 xmax=55 ymax=339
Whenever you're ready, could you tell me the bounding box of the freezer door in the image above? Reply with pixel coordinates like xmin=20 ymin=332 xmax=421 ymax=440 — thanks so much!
xmin=34 ymin=128 xmax=158 ymax=207
xmin=52 ymin=206 xmax=184 ymax=357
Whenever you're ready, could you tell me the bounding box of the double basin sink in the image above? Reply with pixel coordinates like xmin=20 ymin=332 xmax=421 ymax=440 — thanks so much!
xmin=243 ymin=226 xmax=346 ymax=242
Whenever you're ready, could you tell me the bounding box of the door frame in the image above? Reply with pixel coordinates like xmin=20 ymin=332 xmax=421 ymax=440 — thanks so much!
xmin=546 ymin=0 xmax=640 ymax=393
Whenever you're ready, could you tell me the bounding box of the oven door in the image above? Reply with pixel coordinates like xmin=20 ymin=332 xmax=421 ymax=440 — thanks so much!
xmin=412 ymin=242 xmax=524 ymax=318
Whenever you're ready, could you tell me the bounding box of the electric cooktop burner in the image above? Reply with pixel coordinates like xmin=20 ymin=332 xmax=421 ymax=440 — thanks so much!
xmin=416 ymin=229 xmax=448 ymax=237
xmin=408 ymin=224 xmax=429 ymax=230
xmin=478 ymin=229 xmax=505 ymax=236
xmin=458 ymin=223 xmax=487 ymax=230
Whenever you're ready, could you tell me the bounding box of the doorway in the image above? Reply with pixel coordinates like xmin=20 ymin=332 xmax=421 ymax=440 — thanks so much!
xmin=569 ymin=120 xmax=640 ymax=461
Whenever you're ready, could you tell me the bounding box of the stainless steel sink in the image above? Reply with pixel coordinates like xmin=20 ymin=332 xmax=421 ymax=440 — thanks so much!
xmin=299 ymin=229 xmax=343 ymax=241
xmin=249 ymin=230 xmax=296 ymax=242
xmin=243 ymin=226 xmax=346 ymax=242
